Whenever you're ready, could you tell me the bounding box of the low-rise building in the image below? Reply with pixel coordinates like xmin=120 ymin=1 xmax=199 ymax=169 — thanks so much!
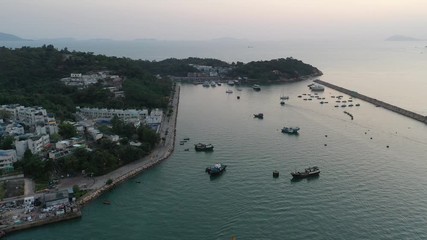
xmin=0 ymin=149 xmax=17 ymax=170
xmin=76 ymin=107 xmax=148 ymax=121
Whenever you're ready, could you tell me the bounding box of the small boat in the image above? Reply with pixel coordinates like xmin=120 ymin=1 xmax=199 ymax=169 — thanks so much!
xmin=237 ymin=96 xmax=240 ymax=99
xmin=217 ymin=83 xmax=222 ymax=86
xmin=210 ymin=81 xmax=217 ymax=87
xmin=254 ymin=113 xmax=264 ymax=119
xmin=202 ymin=81 xmax=210 ymax=87
xmin=309 ymin=84 xmax=325 ymax=92
xmin=298 ymin=95 xmax=302 ymax=98
xmin=280 ymin=100 xmax=285 ymax=105
xmin=205 ymin=163 xmax=227 ymax=176
xmin=252 ymin=84 xmax=261 ymax=91
xmin=291 ymin=166 xmax=320 ymax=179
xmin=281 ymin=127 xmax=300 ymax=134
xmin=226 ymin=89 xmax=233 ymax=94
xmin=180 ymin=141 xmax=185 ymax=145
xmin=183 ymin=137 xmax=190 ymax=141
xmin=280 ymin=95 xmax=289 ymax=100
xmin=355 ymin=103 xmax=360 ymax=106
xmin=103 ymin=200 xmax=111 ymax=205
xmin=184 ymin=148 xmax=189 ymax=151
xmin=227 ymin=80 xmax=235 ymax=86
xmin=194 ymin=143 xmax=214 ymax=151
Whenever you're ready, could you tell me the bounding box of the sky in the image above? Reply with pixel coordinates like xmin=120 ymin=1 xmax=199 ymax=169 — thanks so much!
xmin=1 ymin=0 xmax=427 ymax=41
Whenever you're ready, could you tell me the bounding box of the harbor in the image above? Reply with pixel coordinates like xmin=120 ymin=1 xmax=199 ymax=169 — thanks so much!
xmin=314 ymin=79 xmax=427 ymax=124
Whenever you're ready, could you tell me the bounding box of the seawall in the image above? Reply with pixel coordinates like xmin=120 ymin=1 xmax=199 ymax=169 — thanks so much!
xmin=3 ymin=211 xmax=82 ymax=234
xmin=314 ymin=80 xmax=427 ymax=124
xmin=78 ymin=84 xmax=180 ymax=206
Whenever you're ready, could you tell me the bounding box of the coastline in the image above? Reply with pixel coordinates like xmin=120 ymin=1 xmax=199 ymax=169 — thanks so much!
xmin=1 ymin=84 xmax=180 ymax=235
xmin=78 ymin=83 xmax=180 ymax=206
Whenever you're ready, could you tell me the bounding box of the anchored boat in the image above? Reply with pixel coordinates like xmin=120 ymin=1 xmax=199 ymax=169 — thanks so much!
xmin=291 ymin=166 xmax=320 ymax=178
xmin=281 ymin=127 xmax=300 ymax=134
xmin=194 ymin=143 xmax=214 ymax=152
xmin=206 ymin=163 xmax=227 ymax=176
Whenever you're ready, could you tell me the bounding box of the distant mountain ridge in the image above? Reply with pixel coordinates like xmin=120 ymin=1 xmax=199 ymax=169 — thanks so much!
xmin=386 ymin=35 xmax=425 ymax=41
xmin=0 ymin=32 xmax=27 ymax=41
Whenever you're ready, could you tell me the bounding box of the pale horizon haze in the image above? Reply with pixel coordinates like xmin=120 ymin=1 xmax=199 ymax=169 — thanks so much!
xmin=1 ymin=0 xmax=427 ymax=41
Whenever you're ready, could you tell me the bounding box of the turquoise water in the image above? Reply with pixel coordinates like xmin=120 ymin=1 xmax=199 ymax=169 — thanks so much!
xmin=8 ymin=82 xmax=427 ymax=240
xmin=3 ymin=39 xmax=427 ymax=239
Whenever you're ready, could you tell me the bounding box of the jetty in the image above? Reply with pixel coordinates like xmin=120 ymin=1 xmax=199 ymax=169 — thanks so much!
xmin=314 ymin=80 xmax=427 ymax=124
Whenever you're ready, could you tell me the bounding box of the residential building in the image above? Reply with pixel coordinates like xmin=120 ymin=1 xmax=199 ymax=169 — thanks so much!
xmin=0 ymin=149 xmax=17 ymax=170
xmin=76 ymin=107 xmax=148 ymax=121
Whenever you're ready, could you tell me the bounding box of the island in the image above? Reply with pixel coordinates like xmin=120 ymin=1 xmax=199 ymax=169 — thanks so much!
xmin=0 ymin=45 xmax=321 ymax=235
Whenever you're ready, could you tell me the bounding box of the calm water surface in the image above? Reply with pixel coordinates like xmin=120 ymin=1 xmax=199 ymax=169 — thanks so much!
xmin=3 ymin=39 xmax=427 ymax=239
xmin=9 ymin=82 xmax=427 ymax=240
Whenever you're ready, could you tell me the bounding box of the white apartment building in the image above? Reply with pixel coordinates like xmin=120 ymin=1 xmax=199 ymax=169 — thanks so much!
xmin=15 ymin=134 xmax=50 ymax=159
xmin=16 ymin=106 xmax=47 ymax=126
xmin=0 ymin=149 xmax=17 ymax=170
xmin=76 ymin=107 xmax=148 ymax=121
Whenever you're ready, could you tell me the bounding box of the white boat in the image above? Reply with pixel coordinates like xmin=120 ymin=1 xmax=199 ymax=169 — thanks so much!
xmin=202 ymin=81 xmax=210 ymax=87
xmin=226 ymin=89 xmax=233 ymax=93
xmin=227 ymin=80 xmax=235 ymax=86
xmin=309 ymin=84 xmax=324 ymax=91
xmin=210 ymin=81 xmax=216 ymax=87
xmin=252 ymin=84 xmax=261 ymax=91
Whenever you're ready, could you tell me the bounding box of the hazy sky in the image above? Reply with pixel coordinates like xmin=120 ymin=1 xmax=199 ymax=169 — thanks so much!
xmin=1 ymin=0 xmax=426 ymax=40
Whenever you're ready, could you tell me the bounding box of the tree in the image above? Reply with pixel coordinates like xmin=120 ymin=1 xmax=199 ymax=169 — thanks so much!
xmin=0 ymin=136 xmax=15 ymax=149
xmin=58 ymin=122 xmax=77 ymax=139
xmin=0 ymin=110 xmax=11 ymax=120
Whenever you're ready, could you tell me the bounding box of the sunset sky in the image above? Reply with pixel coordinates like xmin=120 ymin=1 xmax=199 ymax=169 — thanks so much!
xmin=1 ymin=0 xmax=426 ymax=40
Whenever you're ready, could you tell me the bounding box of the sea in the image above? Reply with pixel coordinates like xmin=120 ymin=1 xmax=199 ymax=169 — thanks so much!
xmin=2 ymin=38 xmax=427 ymax=240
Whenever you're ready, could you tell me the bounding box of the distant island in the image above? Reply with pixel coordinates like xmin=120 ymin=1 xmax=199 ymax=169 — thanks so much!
xmin=385 ymin=35 xmax=425 ymax=41
xmin=0 ymin=32 xmax=28 ymax=41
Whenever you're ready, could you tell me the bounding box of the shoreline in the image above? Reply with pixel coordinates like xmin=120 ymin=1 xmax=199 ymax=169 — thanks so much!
xmin=1 ymin=84 xmax=180 ymax=235
xmin=78 ymin=84 xmax=180 ymax=206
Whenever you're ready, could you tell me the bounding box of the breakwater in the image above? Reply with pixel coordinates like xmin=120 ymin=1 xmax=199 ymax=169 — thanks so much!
xmin=314 ymin=80 xmax=427 ymax=124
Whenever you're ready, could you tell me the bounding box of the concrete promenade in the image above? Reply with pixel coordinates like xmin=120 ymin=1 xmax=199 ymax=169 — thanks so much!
xmin=78 ymin=84 xmax=180 ymax=205
xmin=314 ymin=80 xmax=427 ymax=124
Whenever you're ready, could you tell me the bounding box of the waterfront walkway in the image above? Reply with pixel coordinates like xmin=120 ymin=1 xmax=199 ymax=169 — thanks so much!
xmin=78 ymin=84 xmax=180 ymax=205
xmin=314 ymin=80 xmax=427 ymax=124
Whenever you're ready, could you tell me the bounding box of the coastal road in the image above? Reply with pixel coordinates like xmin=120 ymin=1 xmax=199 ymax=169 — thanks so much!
xmin=72 ymin=83 xmax=180 ymax=195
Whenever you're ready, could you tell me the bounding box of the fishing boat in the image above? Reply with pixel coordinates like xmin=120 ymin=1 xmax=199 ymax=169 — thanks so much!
xmin=252 ymin=84 xmax=261 ymax=91
xmin=205 ymin=163 xmax=227 ymax=176
xmin=194 ymin=143 xmax=214 ymax=151
xmin=253 ymin=113 xmax=264 ymax=119
xmin=291 ymin=166 xmax=320 ymax=178
xmin=281 ymin=127 xmax=300 ymax=134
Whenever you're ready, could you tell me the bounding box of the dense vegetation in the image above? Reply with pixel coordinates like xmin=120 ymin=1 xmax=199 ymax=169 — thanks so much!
xmin=228 ymin=58 xmax=322 ymax=81
xmin=0 ymin=46 xmax=320 ymax=120
xmin=0 ymin=45 xmax=178 ymax=119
